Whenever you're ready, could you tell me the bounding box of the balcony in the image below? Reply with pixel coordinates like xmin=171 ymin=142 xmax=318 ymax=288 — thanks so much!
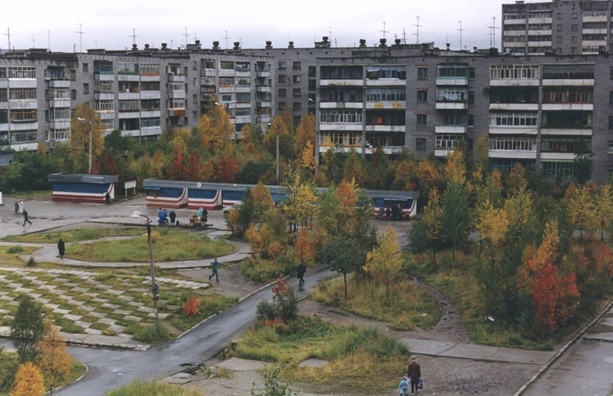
xmin=95 ymin=73 xmax=115 ymax=82
xmin=436 ymin=101 xmax=468 ymax=110
xmin=542 ymin=79 xmax=594 ymax=87
xmin=540 ymin=152 xmax=577 ymax=161
xmin=541 ymin=103 xmax=593 ymax=111
xmin=49 ymin=99 xmax=71 ymax=108
xmin=256 ymin=86 xmax=272 ymax=93
xmin=49 ymin=120 xmax=71 ymax=129
xmin=9 ymin=100 xmax=38 ymax=110
xmin=320 ymin=79 xmax=363 ymax=87
xmin=8 ymin=79 xmax=36 ymax=89
xmin=48 ymin=80 xmax=70 ymax=88
xmin=140 ymin=91 xmax=160 ymax=100
xmin=435 ymin=125 xmax=467 ymax=134
xmin=168 ymin=109 xmax=186 ymax=117
xmin=488 ymin=149 xmax=537 ymax=159
xmin=489 ymin=103 xmax=539 ymax=111
xmin=489 ymin=126 xmax=538 ymax=135
xmin=436 ymin=77 xmax=468 ymax=86
xmin=364 ymin=125 xmax=405 ymax=133
xmin=320 ymin=101 xmax=364 ymax=110
xmin=540 ymin=127 xmax=592 ymax=136
xmin=365 ymin=101 xmax=405 ymax=110
xmin=168 ymin=74 xmax=186 ymax=82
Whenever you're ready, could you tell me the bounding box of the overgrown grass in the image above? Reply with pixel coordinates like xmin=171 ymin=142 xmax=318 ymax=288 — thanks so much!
xmin=0 ymin=245 xmax=37 ymax=266
xmin=311 ymin=274 xmax=439 ymax=331
xmin=167 ymin=293 xmax=238 ymax=332
xmin=105 ymin=380 xmax=205 ymax=396
xmin=240 ymin=255 xmax=297 ymax=283
xmin=232 ymin=316 xmax=409 ymax=394
xmin=65 ymin=229 xmax=235 ymax=262
xmin=410 ymin=250 xmax=556 ymax=350
xmin=2 ymin=227 xmax=145 ymax=243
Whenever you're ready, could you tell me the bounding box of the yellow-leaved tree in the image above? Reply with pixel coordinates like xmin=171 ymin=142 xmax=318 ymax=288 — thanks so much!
xmin=69 ymin=102 xmax=105 ymax=174
xmin=36 ymin=319 xmax=73 ymax=396
xmin=11 ymin=362 xmax=46 ymax=396
xmin=363 ymin=225 xmax=403 ymax=300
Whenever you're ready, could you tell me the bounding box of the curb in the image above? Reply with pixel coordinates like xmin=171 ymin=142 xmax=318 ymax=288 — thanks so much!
xmin=513 ymin=298 xmax=613 ymax=395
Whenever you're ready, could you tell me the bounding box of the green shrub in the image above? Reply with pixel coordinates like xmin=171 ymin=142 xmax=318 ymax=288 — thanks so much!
xmin=26 ymin=256 xmax=36 ymax=267
xmin=130 ymin=323 xmax=172 ymax=344
xmin=7 ymin=245 xmax=23 ymax=254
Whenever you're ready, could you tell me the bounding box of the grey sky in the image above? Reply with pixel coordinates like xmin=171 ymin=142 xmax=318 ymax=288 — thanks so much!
xmin=1 ymin=0 xmax=515 ymax=52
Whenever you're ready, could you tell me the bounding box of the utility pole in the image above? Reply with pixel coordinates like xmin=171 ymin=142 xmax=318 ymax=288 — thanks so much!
xmin=75 ymin=23 xmax=84 ymax=52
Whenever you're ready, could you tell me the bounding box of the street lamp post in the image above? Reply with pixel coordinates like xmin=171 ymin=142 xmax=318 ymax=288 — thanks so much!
xmin=76 ymin=117 xmax=92 ymax=174
xmin=131 ymin=211 xmax=161 ymax=337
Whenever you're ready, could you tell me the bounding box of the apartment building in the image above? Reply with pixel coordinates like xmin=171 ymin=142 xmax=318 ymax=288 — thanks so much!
xmin=0 ymin=42 xmax=273 ymax=151
xmin=502 ymin=0 xmax=613 ymax=55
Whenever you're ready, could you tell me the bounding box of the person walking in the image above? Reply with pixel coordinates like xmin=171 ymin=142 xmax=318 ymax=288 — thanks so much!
xmin=22 ymin=209 xmax=32 ymax=226
xmin=407 ymin=356 xmax=421 ymax=394
xmin=14 ymin=200 xmax=19 ymax=215
xmin=297 ymin=261 xmax=307 ymax=288
xmin=169 ymin=210 xmax=176 ymax=226
xmin=399 ymin=376 xmax=409 ymax=396
xmin=57 ymin=239 xmax=65 ymax=259
xmin=18 ymin=200 xmax=24 ymax=215
xmin=209 ymin=258 xmax=220 ymax=283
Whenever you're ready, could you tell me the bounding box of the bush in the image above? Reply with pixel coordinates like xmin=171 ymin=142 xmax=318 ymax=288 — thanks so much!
xmin=255 ymin=279 xmax=298 ymax=328
xmin=7 ymin=246 xmax=23 ymax=254
xmin=183 ymin=296 xmax=201 ymax=317
xmin=26 ymin=257 xmax=36 ymax=267
xmin=11 ymin=295 xmax=44 ymax=363
xmin=130 ymin=323 xmax=172 ymax=344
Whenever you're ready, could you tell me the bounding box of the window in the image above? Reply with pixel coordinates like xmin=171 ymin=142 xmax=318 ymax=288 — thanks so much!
xmin=220 ymin=61 xmax=234 ymax=70
xmin=278 ymin=75 xmax=287 ymax=83
xmin=557 ymin=12 xmax=563 ymax=20
xmin=319 ymin=110 xmax=363 ymax=123
xmin=417 ymin=89 xmax=428 ymax=104
xmin=609 ymin=91 xmax=613 ymax=105
xmin=557 ymin=36 xmax=563 ymax=43
xmin=468 ymin=114 xmax=474 ymax=126
xmin=71 ymin=90 xmax=77 ymax=101
xmin=83 ymin=83 xmax=89 ymax=95
xmin=82 ymin=63 xmax=88 ymax=73
xmin=292 ymin=88 xmax=301 ymax=97
xmin=557 ymin=24 xmax=563 ymax=31
xmin=9 ymin=67 xmax=35 ymax=79
xmin=278 ymin=88 xmax=287 ymax=98
xmin=417 ymin=67 xmax=428 ymax=80
xmin=293 ymin=75 xmax=301 ymax=83
xmin=416 ymin=114 xmax=427 ymax=126
xmin=95 ymin=100 xmax=114 ymax=111
xmin=571 ymin=24 xmax=578 ymax=32
xmin=609 ymin=116 xmax=613 ymax=129
xmin=292 ymin=61 xmax=301 ymax=70
xmin=572 ymin=11 xmax=578 ymax=19
xmin=435 ymin=134 xmax=462 ymax=149
xmin=292 ymin=102 xmax=302 ymax=111
xmin=416 ymin=137 xmax=427 ymax=151
xmin=0 ymin=67 xmax=6 ymax=78
xmin=468 ymin=91 xmax=475 ymax=104
xmin=469 ymin=68 xmax=475 ymax=79
xmin=278 ymin=61 xmax=287 ymax=70
xmin=308 ymin=66 xmax=316 ymax=78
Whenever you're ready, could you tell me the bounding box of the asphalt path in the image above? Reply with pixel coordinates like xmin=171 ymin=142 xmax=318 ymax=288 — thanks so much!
xmin=56 ymin=265 xmax=336 ymax=396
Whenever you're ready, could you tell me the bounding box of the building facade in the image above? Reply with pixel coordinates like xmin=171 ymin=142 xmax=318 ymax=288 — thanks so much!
xmin=1 ymin=0 xmax=613 ymax=182
xmin=502 ymin=0 xmax=613 ymax=55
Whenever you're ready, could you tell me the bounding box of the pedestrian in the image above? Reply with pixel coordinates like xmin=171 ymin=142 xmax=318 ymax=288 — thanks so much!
xmin=399 ymin=375 xmax=409 ymax=396
xmin=297 ymin=261 xmax=307 ymax=288
xmin=22 ymin=209 xmax=32 ymax=226
xmin=407 ymin=355 xmax=421 ymax=394
xmin=18 ymin=200 xmax=24 ymax=215
xmin=209 ymin=258 xmax=220 ymax=283
xmin=105 ymin=192 xmax=110 ymax=204
xmin=57 ymin=238 xmax=65 ymax=259
xmin=14 ymin=200 xmax=19 ymax=215
xmin=169 ymin=210 xmax=176 ymax=226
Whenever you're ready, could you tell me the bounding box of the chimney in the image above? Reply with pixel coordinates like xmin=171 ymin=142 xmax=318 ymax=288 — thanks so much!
xmin=144 ymin=44 xmax=150 ymax=49
xmin=395 ymin=38 xmax=401 ymax=45
xmin=446 ymin=43 xmax=450 ymax=50
xmin=132 ymin=44 xmax=138 ymax=51
xmin=161 ymin=43 xmax=168 ymax=50
xmin=359 ymin=39 xmax=367 ymax=47
xmin=379 ymin=38 xmax=387 ymax=48
xmin=265 ymin=40 xmax=273 ymax=49
xmin=212 ymin=41 xmax=220 ymax=50
xmin=322 ymin=36 xmax=329 ymax=43
xmin=288 ymin=41 xmax=294 ymax=49
xmin=195 ymin=39 xmax=200 ymax=45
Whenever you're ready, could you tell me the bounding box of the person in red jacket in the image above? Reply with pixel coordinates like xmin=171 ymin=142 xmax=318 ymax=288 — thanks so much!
xmin=407 ymin=355 xmax=421 ymax=394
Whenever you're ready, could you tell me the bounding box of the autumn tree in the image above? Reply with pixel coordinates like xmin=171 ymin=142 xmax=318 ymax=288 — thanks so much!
xmin=197 ymin=104 xmax=231 ymax=150
xmin=412 ymin=187 xmax=444 ymax=265
xmin=283 ymin=176 xmax=318 ymax=231
xmin=36 ymin=319 xmax=73 ymax=396
xmin=12 ymin=295 xmax=44 ymax=363
xmin=363 ymin=225 xmax=404 ymax=300
xmin=444 ymin=148 xmax=466 ymax=185
xmin=595 ymin=183 xmax=613 ymax=242
xmin=505 ymin=163 xmax=528 ymax=196
xmin=517 ymin=220 xmax=580 ymax=337
xmin=565 ymin=183 xmax=597 ymax=240
xmin=343 ymin=151 xmax=368 ymax=187
xmin=69 ymin=102 xmax=105 ymax=174
xmin=11 ymin=362 xmax=45 ymax=396
xmin=392 ymin=159 xmax=417 ymax=191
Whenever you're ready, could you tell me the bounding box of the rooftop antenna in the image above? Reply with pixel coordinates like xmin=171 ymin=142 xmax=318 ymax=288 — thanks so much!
xmin=183 ymin=27 xmax=188 ymax=48
xmin=47 ymin=31 xmax=51 ymax=51
xmin=458 ymin=21 xmax=464 ymax=49
xmin=380 ymin=21 xmax=388 ymax=39
xmin=31 ymin=35 xmax=35 ymax=48
xmin=75 ymin=23 xmax=84 ymax=52
xmin=401 ymin=28 xmax=408 ymax=44
xmin=223 ymin=30 xmax=230 ymax=49
xmin=131 ymin=28 xmax=138 ymax=45
xmin=412 ymin=16 xmax=422 ymax=44
xmin=487 ymin=17 xmax=498 ymax=48
xmin=4 ymin=27 xmax=10 ymax=50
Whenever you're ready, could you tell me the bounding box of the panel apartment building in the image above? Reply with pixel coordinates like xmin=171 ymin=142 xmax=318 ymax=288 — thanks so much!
xmin=502 ymin=0 xmax=613 ymax=55
xmin=1 ymin=0 xmax=613 ymax=182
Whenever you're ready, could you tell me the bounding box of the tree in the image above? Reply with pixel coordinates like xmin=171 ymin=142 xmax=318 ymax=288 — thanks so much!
xmin=421 ymin=187 xmax=444 ymax=265
xmin=11 ymin=295 xmax=44 ymax=363
xmin=441 ymin=181 xmax=471 ymax=263
xmin=363 ymin=225 xmax=404 ymax=300
xmin=321 ymin=236 xmax=364 ymax=298
xmin=11 ymin=362 xmax=45 ymax=396
xmin=70 ymin=102 xmax=105 ymax=174
xmin=595 ymin=183 xmax=613 ymax=242
xmin=36 ymin=319 xmax=73 ymax=396
xmin=565 ymin=183 xmax=597 ymax=240
xmin=444 ymin=148 xmax=466 ymax=185
xmin=343 ymin=151 xmax=368 ymax=187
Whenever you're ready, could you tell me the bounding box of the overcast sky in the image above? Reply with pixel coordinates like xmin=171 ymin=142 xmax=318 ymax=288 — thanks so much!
xmin=1 ymin=0 xmax=521 ymax=53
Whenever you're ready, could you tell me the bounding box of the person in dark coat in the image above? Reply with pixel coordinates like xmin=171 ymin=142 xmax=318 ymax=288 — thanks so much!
xmin=407 ymin=355 xmax=421 ymax=394
xmin=105 ymin=192 xmax=111 ymax=204
xmin=209 ymin=258 xmax=220 ymax=283
xmin=297 ymin=261 xmax=307 ymax=287
xmin=22 ymin=209 xmax=32 ymax=226
xmin=58 ymin=239 xmax=65 ymax=259
xmin=169 ymin=210 xmax=176 ymax=226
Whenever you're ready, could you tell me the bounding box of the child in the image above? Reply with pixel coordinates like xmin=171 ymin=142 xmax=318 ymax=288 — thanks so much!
xmin=399 ymin=376 xmax=409 ymax=396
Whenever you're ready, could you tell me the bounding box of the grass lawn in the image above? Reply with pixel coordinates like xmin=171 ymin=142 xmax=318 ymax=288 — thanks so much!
xmin=310 ymin=274 xmax=439 ymax=331
xmin=232 ymin=316 xmax=408 ymax=394
xmin=2 ymin=228 xmax=145 ymax=243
